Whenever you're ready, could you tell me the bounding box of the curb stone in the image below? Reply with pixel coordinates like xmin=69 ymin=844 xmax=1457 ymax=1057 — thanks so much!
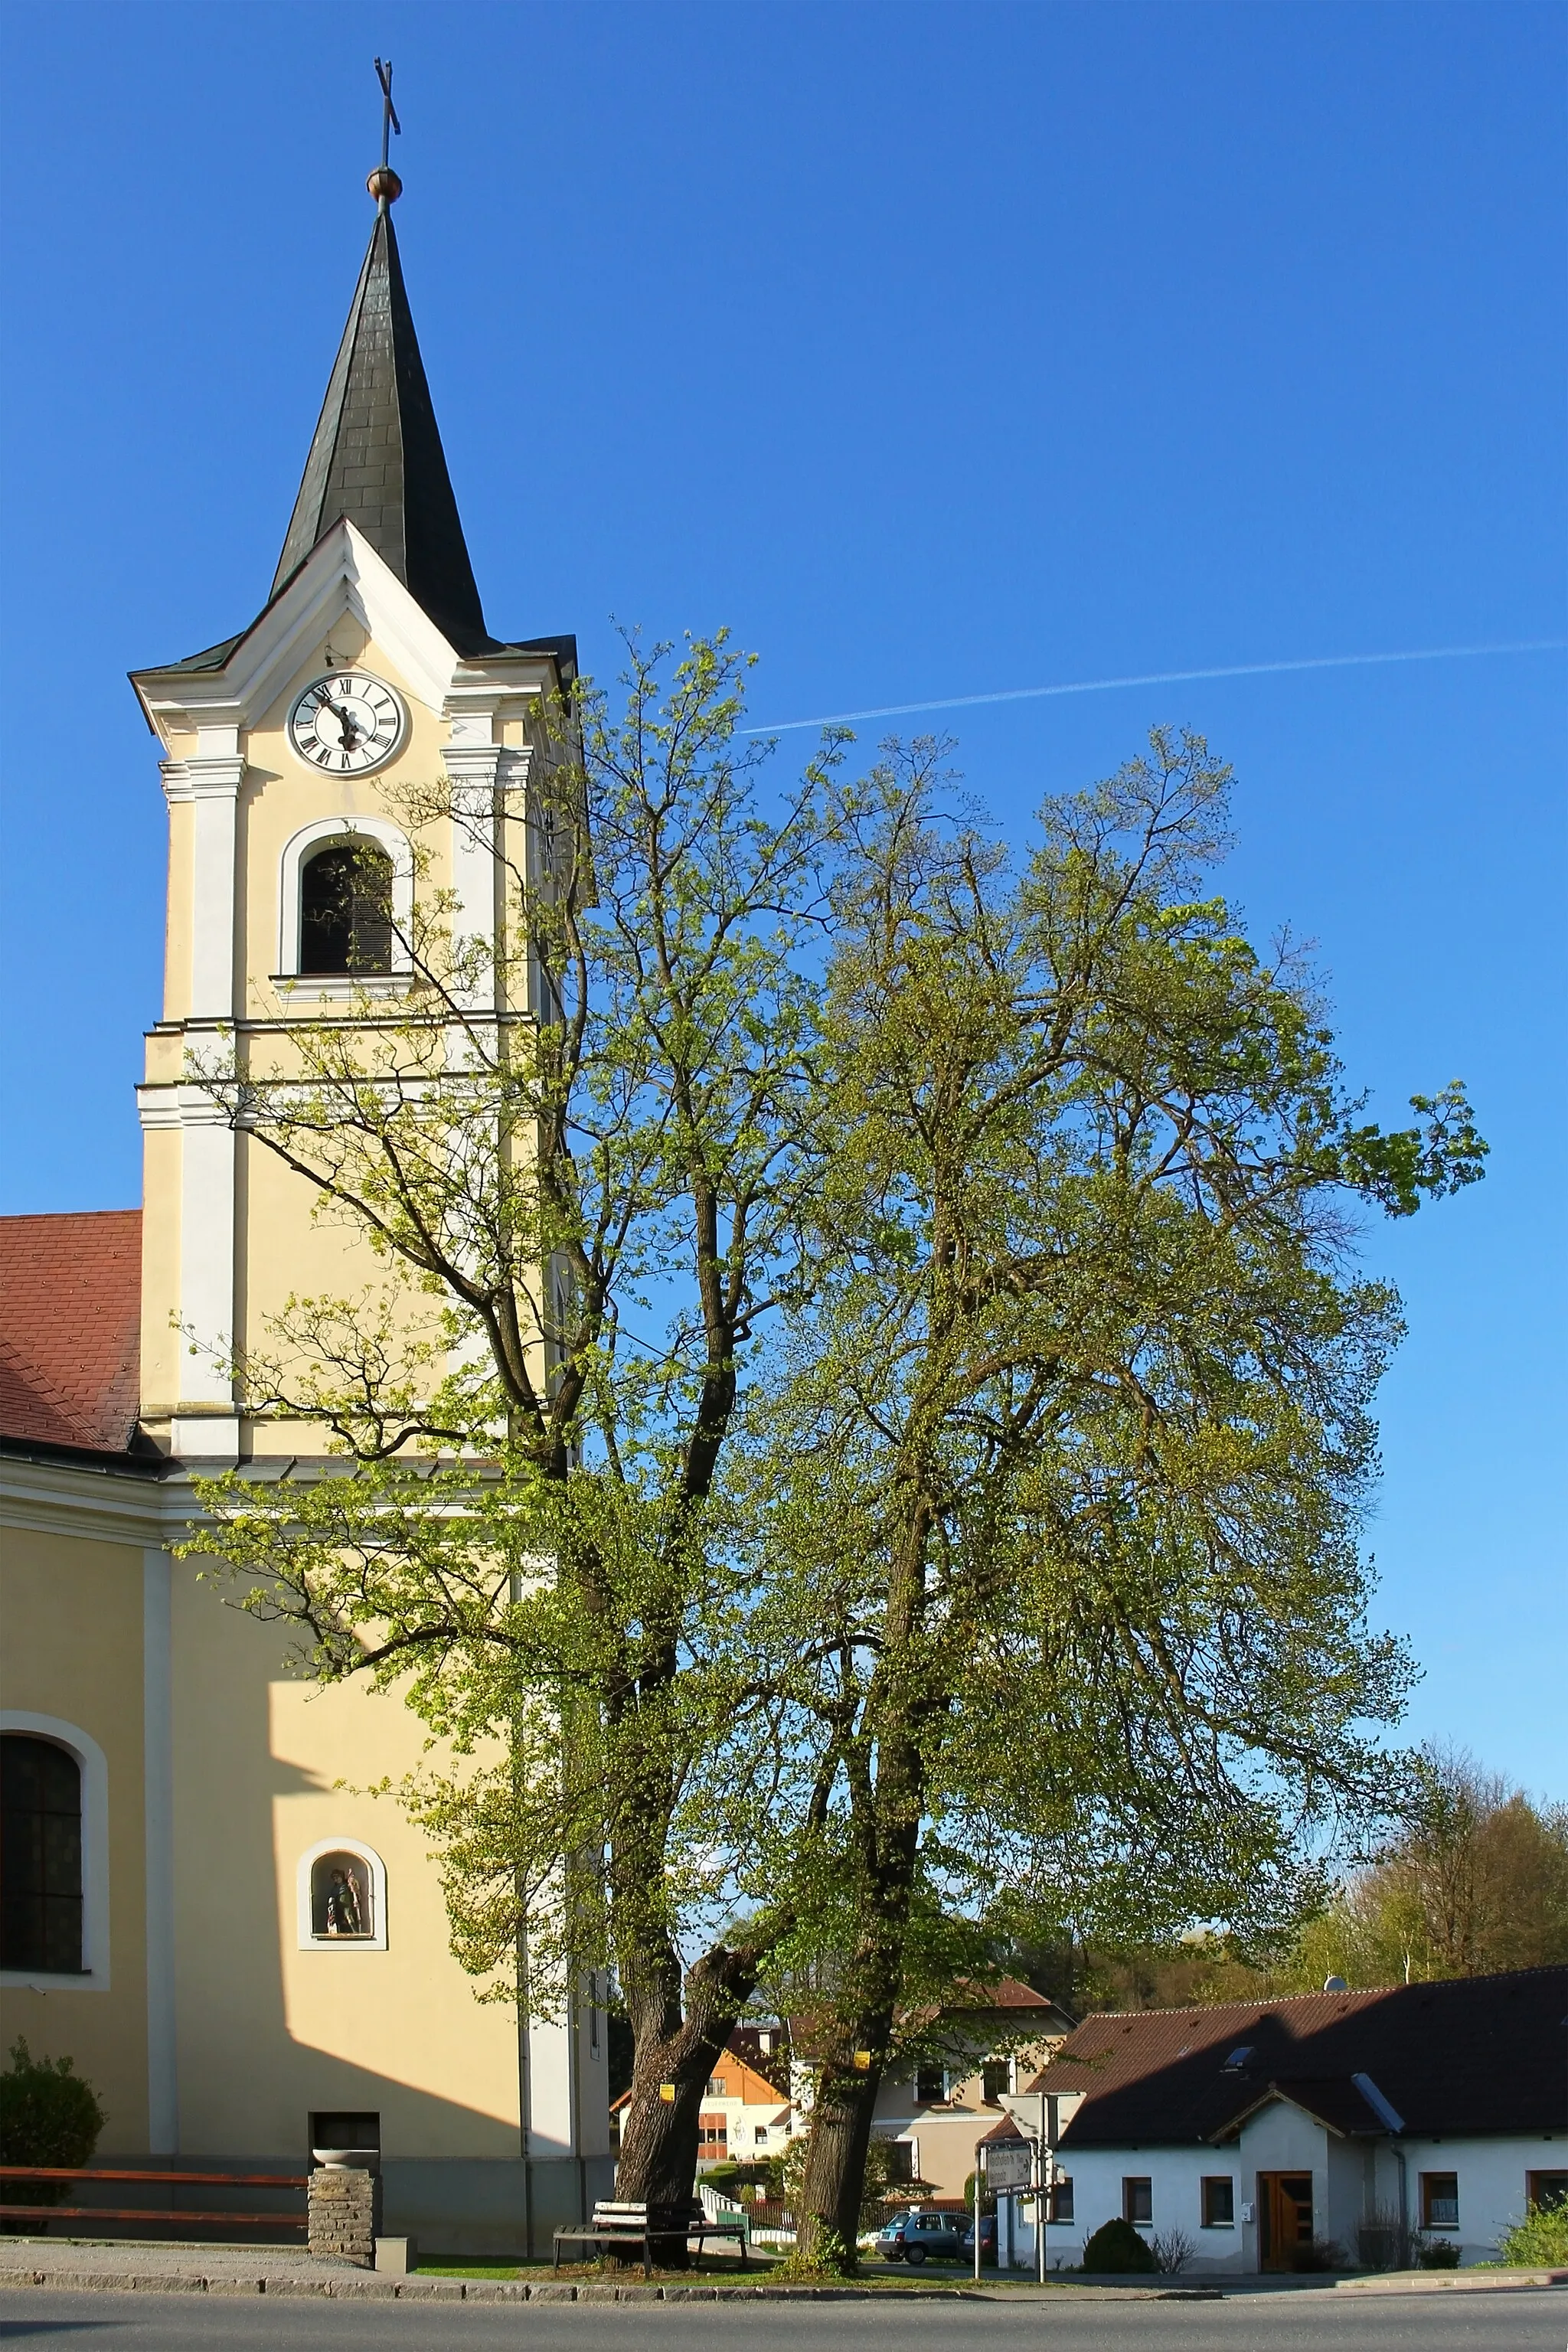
xmin=1336 ymin=2268 xmax=1568 ymax=2295
xmin=0 ymin=2267 xmax=1240 ymax=2304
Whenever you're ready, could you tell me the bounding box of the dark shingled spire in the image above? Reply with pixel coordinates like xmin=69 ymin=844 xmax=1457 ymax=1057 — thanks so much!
xmin=272 ymin=205 xmax=491 ymax=652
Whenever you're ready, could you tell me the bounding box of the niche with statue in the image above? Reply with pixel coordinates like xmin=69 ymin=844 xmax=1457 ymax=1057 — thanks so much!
xmin=309 ymin=1851 xmax=374 ymax=1940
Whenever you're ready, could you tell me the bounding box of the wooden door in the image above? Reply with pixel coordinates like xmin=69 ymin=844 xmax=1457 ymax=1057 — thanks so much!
xmin=1257 ymin=2173 xmax=1313 ymax=2269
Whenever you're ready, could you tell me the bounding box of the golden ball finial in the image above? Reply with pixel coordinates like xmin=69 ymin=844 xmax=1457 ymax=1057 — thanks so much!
xmin=367 ymin=165 xmax=403 ymax=205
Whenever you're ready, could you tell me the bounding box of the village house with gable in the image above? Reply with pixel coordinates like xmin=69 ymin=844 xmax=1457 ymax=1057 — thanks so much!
xmin=986 ymin=1965 xmax=1567 ymax=2274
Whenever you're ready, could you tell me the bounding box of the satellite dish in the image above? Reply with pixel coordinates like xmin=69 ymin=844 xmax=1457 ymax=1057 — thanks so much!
xmin=1323 ymin=1975 xmax=1349 ymax=1993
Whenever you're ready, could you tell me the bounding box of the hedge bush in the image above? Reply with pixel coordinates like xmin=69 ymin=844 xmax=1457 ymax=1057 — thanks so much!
xmin=0 ymin=2039 xmax=107 ymax=2212
xmin=1496 ymin=2201 xmax=1568 ymax=2267
xmin=1081 ymin=2216 xmax=1158 ymax=2273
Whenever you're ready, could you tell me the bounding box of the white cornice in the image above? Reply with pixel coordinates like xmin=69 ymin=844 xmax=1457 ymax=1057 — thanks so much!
xmin=0 ymin=1452 xmax=172 ymax=1546
xmin=132 ymin=524 xmax=565 ymax=750
xmin=132 ymin=524 xmax=451 ymax=740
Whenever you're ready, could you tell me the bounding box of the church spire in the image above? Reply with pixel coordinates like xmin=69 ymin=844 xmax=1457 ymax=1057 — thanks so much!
xmin=270 ymin=76 xmax=491 ymax=653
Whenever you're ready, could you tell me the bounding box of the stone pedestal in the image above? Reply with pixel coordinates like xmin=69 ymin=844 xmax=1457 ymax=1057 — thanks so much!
xmin=308 ymin=2164 xmax=382 ymax=2265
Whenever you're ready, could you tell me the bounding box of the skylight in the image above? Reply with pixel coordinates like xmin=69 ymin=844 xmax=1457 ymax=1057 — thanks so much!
xmin=1222 ymin=2046 xmax=1254 ymax=2070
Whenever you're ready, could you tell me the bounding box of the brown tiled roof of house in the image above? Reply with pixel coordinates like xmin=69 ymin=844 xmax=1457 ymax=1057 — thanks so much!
xmin=1026 ymin=1965 xmax=1568 ymax=2148
xmin=949 ymin=1975 xmax=1061 ymax=2014
xmin=725 ymin=2027 xmax=792 ymax=2097
xmin=0 ymin=1210 xmax=142 ymax=1455
xmin=977 ymin=2112 xmax=1027 ymax=2145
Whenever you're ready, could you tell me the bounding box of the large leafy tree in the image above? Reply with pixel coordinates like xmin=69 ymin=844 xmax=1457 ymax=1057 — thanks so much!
xmin=738 ymin=731 xmax=1485 ymax=2260
xmin=185 ymin=635 xmax=845 ymax=2217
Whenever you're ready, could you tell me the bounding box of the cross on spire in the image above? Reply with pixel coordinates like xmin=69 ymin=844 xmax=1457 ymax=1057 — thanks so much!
xmin=368 ymin=58 xmax=402 ymax=208
xmin=374 ymin=57 xmax=400 ymax=170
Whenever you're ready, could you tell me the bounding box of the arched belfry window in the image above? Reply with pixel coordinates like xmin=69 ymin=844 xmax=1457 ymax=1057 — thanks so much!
xmin=0 ymin=1735 xmax=83 ymax=1973
xmin=299 ymin=842 xmax=395 ymax=976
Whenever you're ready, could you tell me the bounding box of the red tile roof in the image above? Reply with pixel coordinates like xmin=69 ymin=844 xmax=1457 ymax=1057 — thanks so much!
xmin=950 ymin=1975 xmax=1060 ymax=2013
xmin=1027 ymin=1965 xmax=1568 ymax=2147
xmin=0 ymin=1211 xmax=142 ymax=1455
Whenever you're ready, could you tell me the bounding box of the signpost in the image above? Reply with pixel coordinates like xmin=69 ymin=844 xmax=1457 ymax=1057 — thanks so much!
xmin=977 ymin=2137 xmax=1033 ymax=2279
xmin=998 ymin=2091 xmax=1053 ymax=2283
xmin=978 ymin=2132 xmax=1035 ymax=2280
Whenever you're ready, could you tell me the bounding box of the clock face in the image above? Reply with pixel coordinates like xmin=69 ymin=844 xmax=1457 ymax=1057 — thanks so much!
xmin=287 ymin=671 xmax=407 ymax=775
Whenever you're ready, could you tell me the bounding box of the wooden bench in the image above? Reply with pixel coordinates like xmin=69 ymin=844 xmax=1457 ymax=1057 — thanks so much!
xmin=0 ymin=2164 xmax=306 ymax=2235
xmin=553 ymin=2198 xmax=748 ymax=2276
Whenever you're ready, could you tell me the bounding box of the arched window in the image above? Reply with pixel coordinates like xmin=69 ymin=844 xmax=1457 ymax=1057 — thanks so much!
xmin=0 ymin=1735 xmax=83 ymax=1973
xmin=299 ymin=842 xmax=394 ymax=976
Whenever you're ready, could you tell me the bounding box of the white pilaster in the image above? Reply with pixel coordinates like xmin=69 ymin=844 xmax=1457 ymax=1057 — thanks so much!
xmin=441 ymin=732 xmax=503 ymax=1015
xmin=142 ymin=1547 xmax=179 ymax=2152
xmin=171 ymin=1087 xmax=239 ymax=1459
xmin=175 ymin=738 xmax=245 ymax=1021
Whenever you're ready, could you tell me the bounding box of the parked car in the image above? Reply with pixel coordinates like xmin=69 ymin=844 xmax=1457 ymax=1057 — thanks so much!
xmin=877 ymin=2208 xmax=967 ymax=2265
xmin=960 ymin=2213 xmax=998 ymax=2263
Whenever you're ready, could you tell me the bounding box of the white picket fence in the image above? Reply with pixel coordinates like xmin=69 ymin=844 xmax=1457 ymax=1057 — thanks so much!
xmin=696 ymin=2182 xmax=794 ymax=2247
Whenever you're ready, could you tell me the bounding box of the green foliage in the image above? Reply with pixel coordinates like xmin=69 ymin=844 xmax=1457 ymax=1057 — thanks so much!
xmin=752 ymin=725 xmax=1481 ymax=2239
xmin=1008 ymin=1745 xmax=1568 ymax=2011
xmin=1495 ymin=2201 xmax=1568 ymax=2267
xmin=1081 ymin=2217 xmax=1158 ymax=2273
xmin=772 ymin=2221 xmax=854 ymax=2278
xmin=1418 ymin=2238 xmax=1462 ymax=2268
xmin=0 ymin=2039 xmax=106 ymax=2209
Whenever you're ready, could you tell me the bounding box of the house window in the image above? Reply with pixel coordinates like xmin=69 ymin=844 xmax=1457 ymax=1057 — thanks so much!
xmin=0 ymin=1735 xmax=82 ymax=1973
xmin=915 ymin=2064 xmax=947 ymax=2103
xmin=697 ymin=2113 xmax=727 ymax=2157
xmin=1419 ymin=2174 xmax=1459 ymax=2231
xmin=1049 ymin=2175 xmax=1074 ymax=2223
xmin=981 ymin=2059 xmax=1011 ymax=2105
xmin=885 ymin=2141 xmax=916 ymax=2184
xmin=707 ymin=2076 xmax=727 ymax=2096
xmin=1123 ymin=2177 xmax=1153 ymax=2225
xmin=1202 ymin=2177 xmax=1235 ymax=2228
xmin=753 ymin=2125 xmax=769 ymax=2145
xmin=299 ymin=842 xmax=394 ymax=975
xmin=1527 ymin=2172 xmax=1568 ymax=2212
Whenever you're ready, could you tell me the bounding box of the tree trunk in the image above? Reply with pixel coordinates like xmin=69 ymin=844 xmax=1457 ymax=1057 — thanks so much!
xmin=796 ymin=2063 xmax=883 ymax=2268
xmin=609 ymin=1937 xmax=764 ymax=2265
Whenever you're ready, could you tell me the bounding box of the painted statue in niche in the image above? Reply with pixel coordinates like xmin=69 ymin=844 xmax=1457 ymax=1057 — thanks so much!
xmin=312 ymin=1854 xmax=371 ymax=1938
xmin=326 ymin=1866 xmax=364 ymax=1935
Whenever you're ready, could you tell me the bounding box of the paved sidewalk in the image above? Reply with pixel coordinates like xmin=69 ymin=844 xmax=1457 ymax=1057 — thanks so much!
xmin=0 ymin=2239 xmax=1220 ymax=2301
xmin=0 ymin=2239 xmax=1559 ymax=2305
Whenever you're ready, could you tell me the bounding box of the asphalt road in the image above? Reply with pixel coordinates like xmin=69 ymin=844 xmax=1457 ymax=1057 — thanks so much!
xmin=1 ymin=2288 xmax=1563 ymax=2350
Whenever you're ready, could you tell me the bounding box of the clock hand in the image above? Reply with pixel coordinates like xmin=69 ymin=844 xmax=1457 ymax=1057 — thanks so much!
xmin=316 ymin=693 xmax=362 ymax=750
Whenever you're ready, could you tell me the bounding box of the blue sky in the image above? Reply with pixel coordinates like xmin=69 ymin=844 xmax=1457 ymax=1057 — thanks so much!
xmin=1 ymin=3 xmax=1563 ymax=1794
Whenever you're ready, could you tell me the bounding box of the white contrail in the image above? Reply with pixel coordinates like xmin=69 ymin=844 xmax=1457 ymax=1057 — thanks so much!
xmin=743 ymin=638 xmax=1566 ymax=736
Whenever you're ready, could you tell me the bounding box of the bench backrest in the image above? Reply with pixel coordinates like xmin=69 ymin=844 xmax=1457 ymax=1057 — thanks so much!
xmin=591 ymin=2200 xmax=702 ymax=2226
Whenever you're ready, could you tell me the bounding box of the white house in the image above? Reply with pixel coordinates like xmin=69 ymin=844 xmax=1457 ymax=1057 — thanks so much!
xmin=994 ymin=1965 xmax=1567 ymax=2274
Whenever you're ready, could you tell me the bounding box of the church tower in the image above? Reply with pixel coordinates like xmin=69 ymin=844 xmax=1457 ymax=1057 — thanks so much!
xmin=2 ymin=115 xmax=608 ymax=2243
xmin=131 ymin=158 xmax=573 ymax=1463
